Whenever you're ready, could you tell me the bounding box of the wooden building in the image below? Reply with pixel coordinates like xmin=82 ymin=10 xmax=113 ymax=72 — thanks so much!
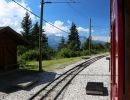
xmin=0 ymin=26 xmax=29 ymax=72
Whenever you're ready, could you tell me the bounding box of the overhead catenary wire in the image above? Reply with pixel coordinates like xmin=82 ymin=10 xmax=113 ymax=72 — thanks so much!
xmin=65 ymin=0 xmax=88 ymax=19
xmin=12 ymin=0 xmax=40 ymax=18
xmin=43 ymin=1 xmax=77 ymax=4
xmin=65 ymin=0 xmax=109 ymax=33
xmin=12 ymin=0 xmax=69 ymax=33
xmin=11 ymin=0 xmax=109 ymax=34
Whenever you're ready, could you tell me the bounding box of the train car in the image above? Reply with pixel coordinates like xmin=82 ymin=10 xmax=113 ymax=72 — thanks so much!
xmin=110 ymin=0 xmax=130 ymax=100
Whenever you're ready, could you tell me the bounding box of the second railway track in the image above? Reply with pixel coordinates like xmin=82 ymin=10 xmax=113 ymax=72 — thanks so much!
xmin=29 ymin=55 xmax=105 ymax=100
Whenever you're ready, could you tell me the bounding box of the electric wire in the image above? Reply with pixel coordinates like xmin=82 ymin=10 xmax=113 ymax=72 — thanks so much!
xmin=12 ymin=0 xmax=109 ymax=34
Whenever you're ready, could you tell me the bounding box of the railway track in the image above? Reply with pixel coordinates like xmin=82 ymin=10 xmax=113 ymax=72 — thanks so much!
xmin=29 ymin=55 xmax=105 ymax=100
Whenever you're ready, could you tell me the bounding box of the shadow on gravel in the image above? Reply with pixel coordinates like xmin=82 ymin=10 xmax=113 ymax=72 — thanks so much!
xmin=0 ymin=69 xmax=56 ymax=94
xmin=26 ymin=71 xmax=57 ymax=91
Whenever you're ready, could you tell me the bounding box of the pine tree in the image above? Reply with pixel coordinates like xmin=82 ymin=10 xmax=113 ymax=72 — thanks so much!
xmin=31 ymin=22 xmax=39 ymax=48
xmin=67 ymin=22 xmax=81 ymax=51
xmin=58 ymin=36 xmax=66 ymax=50
xmin=21 ymin=12 xmax=32 ymax=41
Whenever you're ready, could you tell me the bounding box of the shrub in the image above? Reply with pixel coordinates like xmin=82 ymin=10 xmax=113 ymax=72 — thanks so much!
xmin=17 ymin=55 xmax=26 ymax=68
xmin=80 ymin=50 xmax=90 ymax=56
xmin=20 ymin=49 xmax=39 ymax=61
xmin=17 ymin=46 xmax=28 ymax=55
xmin=91 ymin=49 xmax=99 ymax=54
xmin=57 ymin=48 xmax=70 ymax=58
xmin=42 ymin=48 xmax=56 ymax=60
xmin=19 ymin=48 xmax=56 ymax=61
xmin=57 ymin=48 xmax=80 ymax=58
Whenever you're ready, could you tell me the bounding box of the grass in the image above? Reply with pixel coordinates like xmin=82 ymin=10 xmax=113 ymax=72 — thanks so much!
xmin=24 ymin=57 xmax=81 ymax=71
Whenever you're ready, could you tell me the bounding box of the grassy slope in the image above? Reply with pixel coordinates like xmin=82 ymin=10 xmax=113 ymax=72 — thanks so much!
xmin=25 ymin=57 xmax=81 ymax=71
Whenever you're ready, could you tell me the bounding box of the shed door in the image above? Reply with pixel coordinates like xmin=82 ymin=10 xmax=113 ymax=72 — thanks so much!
xmin=4 ymin=45 xmax=17 ymax=69
xmin=0 ymin=45 xmax=17 ymax=71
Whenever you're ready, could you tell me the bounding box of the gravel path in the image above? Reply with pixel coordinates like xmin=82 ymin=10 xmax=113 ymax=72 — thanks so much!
xmin=0 ymin=56 xmax=110 ymax=100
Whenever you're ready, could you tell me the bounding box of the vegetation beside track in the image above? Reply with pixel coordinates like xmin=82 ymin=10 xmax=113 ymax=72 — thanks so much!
xmin=20 ymin=57 xmax=81 ymax=71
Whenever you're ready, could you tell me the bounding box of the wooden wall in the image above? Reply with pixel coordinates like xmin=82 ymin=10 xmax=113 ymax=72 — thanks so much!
xmin=0 ymin=32 xmax=17 ymax=71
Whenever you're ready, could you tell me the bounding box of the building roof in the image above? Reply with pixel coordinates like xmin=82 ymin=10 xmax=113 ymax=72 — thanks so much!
xmin=0 ymin=26 xmax=30 ymax=46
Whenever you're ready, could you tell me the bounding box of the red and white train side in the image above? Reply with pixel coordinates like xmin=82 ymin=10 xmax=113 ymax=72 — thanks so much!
xmin=110 ymin=0 xmax=130 ymax=100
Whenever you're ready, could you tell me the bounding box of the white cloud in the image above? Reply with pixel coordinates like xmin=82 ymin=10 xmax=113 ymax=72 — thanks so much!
xmin=77 ymin=27 xmax=89 ymax=33
xmin=92 ymin=36 xmax=110 ymax=42
xmin=0 ymin=0 xmax=36 ymax=33
xmin=77 ymin=27 xmax=94 ymax=33
xmin=43 ymin=20 xmax=69 ymax=36
xmin=67 ymin=20 xmax=71 ymax=25
xmin=43 ymin=20 xmax=95 ymax=37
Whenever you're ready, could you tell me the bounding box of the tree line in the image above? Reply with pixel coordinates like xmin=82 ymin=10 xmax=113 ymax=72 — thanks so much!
xmin=18 ymin=12 xmax=110 ymax=63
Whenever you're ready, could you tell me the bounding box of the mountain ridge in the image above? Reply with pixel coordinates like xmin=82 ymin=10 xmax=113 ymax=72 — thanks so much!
xmin=48 ymin=35 xmax=107 ymax=49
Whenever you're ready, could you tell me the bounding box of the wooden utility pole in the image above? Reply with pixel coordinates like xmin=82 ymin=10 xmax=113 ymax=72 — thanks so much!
xmin=39 ymin=0 xmax=44 ymax=71
xmin=89 ymin=18 xmax=92 ymax=56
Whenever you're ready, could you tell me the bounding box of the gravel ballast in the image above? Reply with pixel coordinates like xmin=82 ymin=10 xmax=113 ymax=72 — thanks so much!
xmin=60 ymin=57 xmax=110 ymax=100
xmin=0 ymin=56 xmax=110 ymax=100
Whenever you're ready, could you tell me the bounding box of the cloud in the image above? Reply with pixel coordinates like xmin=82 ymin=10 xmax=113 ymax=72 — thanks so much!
xmin=77 ymin=27 xmax=89 ymax=33
xmin=92 ymin=36 xmax=110 ymax=42
xmin=67 ymin=20 xmax=71 ymax=25
xmin=43 ymin=20 xmax=95 ymax=37
xmin=43 ymin=20 xmax=69 ymax=36
xmin=77 ymin=27 xmax=94 ymax=33
xmin=0 ymin=0 xmax=36 ymax=33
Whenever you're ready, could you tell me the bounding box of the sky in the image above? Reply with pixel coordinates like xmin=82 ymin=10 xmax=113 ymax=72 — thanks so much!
xmin=0 ymin=0 xmax=110 ymax=42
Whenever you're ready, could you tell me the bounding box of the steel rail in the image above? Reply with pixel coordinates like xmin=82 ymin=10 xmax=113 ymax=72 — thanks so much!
xmin=29 ymin=55 xmax=105 ymax=100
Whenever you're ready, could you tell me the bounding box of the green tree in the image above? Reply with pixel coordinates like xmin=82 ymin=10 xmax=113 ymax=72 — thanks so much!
xmin=21 ymin=12 xmax=32 ymax=41
xmin=82 ymin=38 xmax=89 ymax=50
xmin=31 ymin=22 xmax=39 ymax=48
xmin=67 ymin=22 xmax=81 ymax=51
xmin=42 ymin=33 xmax=55 ymax=60
xmin=58 ymin=36 xmax=66 ymax=50
xmin=92 ymin=43 xmax=105 ymax=51
xmin=104 ymin=42 xmax=110 ymax=50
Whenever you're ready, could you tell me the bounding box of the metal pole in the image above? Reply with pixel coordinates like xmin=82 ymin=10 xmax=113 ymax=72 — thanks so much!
xmin=89 ymin=18 xmax=92 ymax=56
xmin=38 ymin=1 xmax=76 ymax=72
xmin=39 ymin=0 xmax=44 ymax=71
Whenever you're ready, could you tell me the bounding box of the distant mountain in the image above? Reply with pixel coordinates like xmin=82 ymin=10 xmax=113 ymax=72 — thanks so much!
xmin=48 ymin=35 xmax=107 ymax=49
xmin=92 ymin=40 xmax=106 ymax=44
xmin=48 ymin=35 xmax=62 ymax=49
xmin=79 ymin=36 xmax=86 ymax=44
